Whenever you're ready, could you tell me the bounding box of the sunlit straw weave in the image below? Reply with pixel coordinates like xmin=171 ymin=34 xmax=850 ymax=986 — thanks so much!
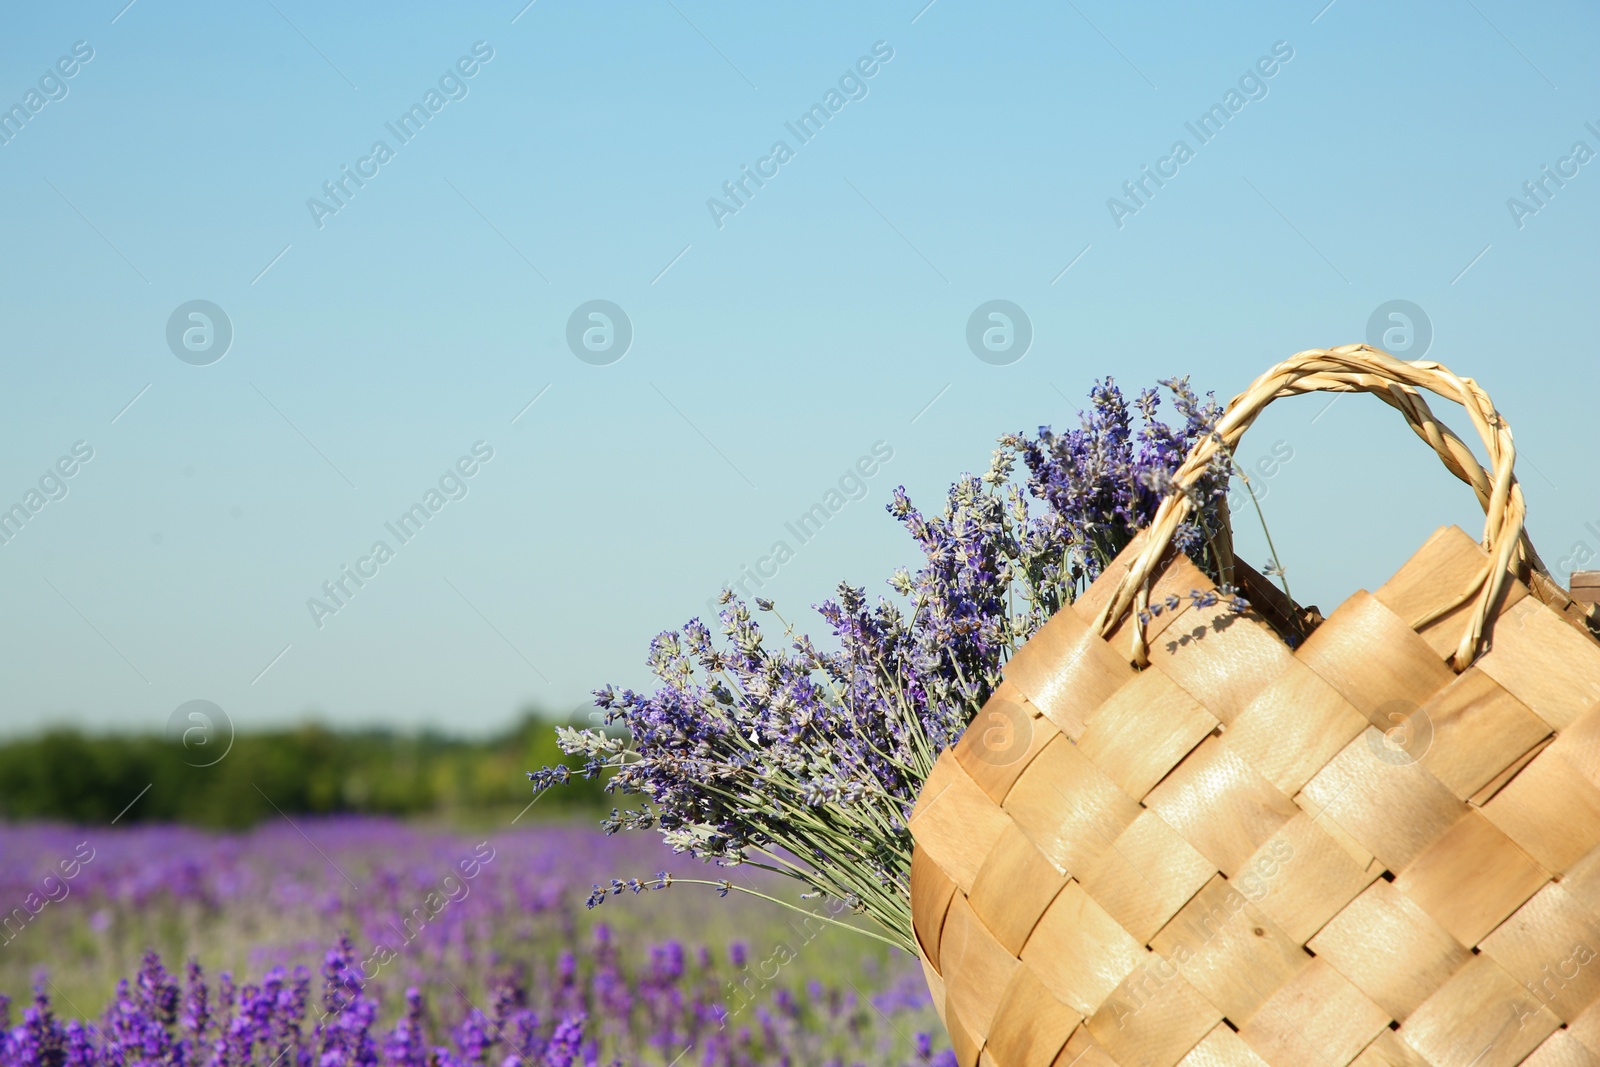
xmin=910 ymin=346 xmax=1600 ymax=1067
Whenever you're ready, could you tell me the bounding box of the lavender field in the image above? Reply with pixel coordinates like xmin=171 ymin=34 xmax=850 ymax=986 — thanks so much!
xmin=0 ymin=381 xmax=1244 ymax=1067
xmin=0 ymin=818 xmax=946 ymax=1067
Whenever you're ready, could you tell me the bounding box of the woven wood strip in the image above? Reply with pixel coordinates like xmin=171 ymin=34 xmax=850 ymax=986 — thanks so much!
xmin=910 ymin=522 xmax=1600 ymax=1067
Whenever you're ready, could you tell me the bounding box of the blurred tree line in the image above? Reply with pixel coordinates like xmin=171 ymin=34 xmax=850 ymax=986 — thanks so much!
xmin=0 ymin=711 xmax=607 ymax=828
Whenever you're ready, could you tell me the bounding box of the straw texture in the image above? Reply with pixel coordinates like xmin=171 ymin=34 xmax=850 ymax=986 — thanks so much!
xmin=910 ymin=347 xmax=1600 ymax=1067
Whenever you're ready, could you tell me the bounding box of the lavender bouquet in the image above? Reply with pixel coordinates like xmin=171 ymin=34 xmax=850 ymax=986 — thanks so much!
xmin=539 ymin=379 xmax=1234 ymax=953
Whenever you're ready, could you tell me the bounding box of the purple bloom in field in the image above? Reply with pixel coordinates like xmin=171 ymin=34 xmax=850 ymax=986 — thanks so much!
xmin=60 ymin=1021 xmax=95 ymax=1067
xmin=179 ymin=961 xmax=209 ymax=1050
xmin=551 ymin=952 xmax=581 ymax=1018
xmin=135 ymin=952 xmax=180 ymax=1028
xmin=540 ymin=1014 xmax=584 ymax=1067
xmin=586 ymin=931 xmax=628 ymax=1024
xmin=871 ymin=967 xmax=933 ymax=1017
xmin=454 ymin=1009 xmax=489 ymax=1067
xmin=15 ymin=991 xmax=66 ymax=1067
xmin=312 ymin=937 xmax=378 ymax=1067
xmin=107 ymin=975 xmax=174 ymax=1067
xmin=383 ymin=990 xmax=427 ymax=1067
xmin=486 ymin=969 xmax=526 ymax=1050
xmin=221 ymin=1011 xmax=253 ymax=1067
xmin=503 ymin=1010 xmax=538 ymax=1067
xmin=648 ymin=943 xmax=684 ymax=985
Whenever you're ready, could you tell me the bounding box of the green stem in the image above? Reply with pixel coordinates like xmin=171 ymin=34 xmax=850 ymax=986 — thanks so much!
xmin=659 ymin=878 xmax=912 ymax=952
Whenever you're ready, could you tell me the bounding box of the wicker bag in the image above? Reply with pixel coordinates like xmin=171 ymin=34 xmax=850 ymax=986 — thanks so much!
xmin=909 ymin=346 xmax=1600 ymax=1067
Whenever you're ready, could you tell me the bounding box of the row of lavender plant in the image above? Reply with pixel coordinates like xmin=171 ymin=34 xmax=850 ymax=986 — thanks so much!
xmin=1 ymin=930 xmax=950 ymax=1067
xmin=1 ymin=819 xmax=942 ymax=1065
xmin=2 ymin=819 xmax=691 ymax=998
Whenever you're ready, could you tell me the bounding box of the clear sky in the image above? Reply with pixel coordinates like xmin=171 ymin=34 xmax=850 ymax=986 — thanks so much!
xmin=1 ymin=0 xmax=1595 ymax=739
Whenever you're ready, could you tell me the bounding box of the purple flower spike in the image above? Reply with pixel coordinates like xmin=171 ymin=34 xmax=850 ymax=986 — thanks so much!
xmin=555 ymin=376 xmax=1229 ymax=950
xmin=541 ymin=1015 xmax=585 ymax=1067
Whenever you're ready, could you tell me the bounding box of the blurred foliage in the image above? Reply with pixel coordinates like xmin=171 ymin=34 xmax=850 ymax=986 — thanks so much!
xmin=0 ymin=710 xmax=606 ymax=828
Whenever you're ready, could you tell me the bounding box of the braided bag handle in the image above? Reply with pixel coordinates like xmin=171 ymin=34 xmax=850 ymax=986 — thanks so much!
xmin=1093 ymin=343 xmax=1558 ymax=672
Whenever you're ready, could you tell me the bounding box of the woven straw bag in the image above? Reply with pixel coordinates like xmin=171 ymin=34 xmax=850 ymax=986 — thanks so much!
xmin=909 ymin=346 xmax=1600 ymax=1067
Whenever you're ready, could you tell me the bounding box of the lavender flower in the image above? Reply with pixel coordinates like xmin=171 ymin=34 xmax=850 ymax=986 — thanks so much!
xmin=17 ymin=991 xmax=64 ymax=1067
xmin=381 ymin=990 xmax=426 ymax=1067
xmin=541 ymin=1015 xmax=584 ymax=1067
xmin=544 ymin=377 xmax=1232 ymax=950
xmin=180 ymin=962 xmax=209 ymax=1050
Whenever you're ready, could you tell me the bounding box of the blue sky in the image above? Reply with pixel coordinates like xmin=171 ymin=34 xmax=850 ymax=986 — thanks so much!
xmin=1 ymin=0 xmax=1596 ymax=738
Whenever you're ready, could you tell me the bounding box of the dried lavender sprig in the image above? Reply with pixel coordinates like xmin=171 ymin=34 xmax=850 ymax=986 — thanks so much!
xmin=546 ymin=378 xmax=1233 ymax=950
